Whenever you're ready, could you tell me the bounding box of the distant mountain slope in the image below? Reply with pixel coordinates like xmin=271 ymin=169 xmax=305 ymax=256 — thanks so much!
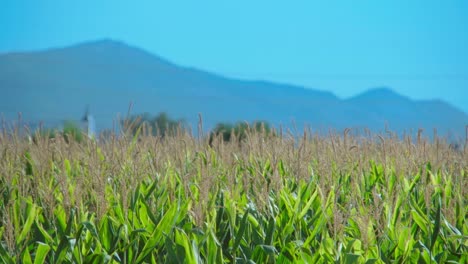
xmin=1 ymin=39 xmax=467 ymax=137
xmin=347 ymin=87 xmax=468 ymax=134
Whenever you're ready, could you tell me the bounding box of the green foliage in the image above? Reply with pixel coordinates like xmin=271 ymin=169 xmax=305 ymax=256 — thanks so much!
xmin=31 ymin=121 xmax=83 ymax=144
xmin=1 ymin=132 xmax=466 ymax=263
xmin=122 ymin=112 xmax=184 ymax=137
xmin=31 ymin=128 xmax=56 ymax=143
xmin=62 ymin=121 xmax=84 ymax=143
xmin=210 ymin=121 xmax=272 ymax=144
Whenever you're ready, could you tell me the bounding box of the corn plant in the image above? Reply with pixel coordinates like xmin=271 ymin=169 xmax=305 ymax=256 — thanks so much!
xmin=0 ymin=128 xmax=466 ymax=263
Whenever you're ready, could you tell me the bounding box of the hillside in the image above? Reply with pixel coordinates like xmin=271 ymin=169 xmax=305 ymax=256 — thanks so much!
xmin=1 ymin=39 xmax=467 ymax=137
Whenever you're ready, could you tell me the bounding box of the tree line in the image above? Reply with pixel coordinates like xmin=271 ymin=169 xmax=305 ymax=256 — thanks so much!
xmin=122 ymin=112 xmax=273 ymax=143
xmin=30 ymin=112 xmax=274 ymax=143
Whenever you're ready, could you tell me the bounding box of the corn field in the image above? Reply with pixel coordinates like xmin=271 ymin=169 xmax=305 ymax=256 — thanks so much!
xmin=0 ymin=127 xmax=467 ymax=263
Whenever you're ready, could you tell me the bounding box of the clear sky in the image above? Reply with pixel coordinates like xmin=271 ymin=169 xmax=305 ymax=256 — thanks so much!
xmin=2 ymin=0 xmax=468 ymax=113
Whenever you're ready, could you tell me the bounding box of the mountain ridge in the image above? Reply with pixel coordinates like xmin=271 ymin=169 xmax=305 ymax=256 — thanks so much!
xmin=1 ymin=39 xmax=467 ymax=137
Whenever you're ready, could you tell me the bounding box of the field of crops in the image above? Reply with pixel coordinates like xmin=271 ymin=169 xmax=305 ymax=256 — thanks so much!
xmin=0 ymin=127 xmax=467 ymax=263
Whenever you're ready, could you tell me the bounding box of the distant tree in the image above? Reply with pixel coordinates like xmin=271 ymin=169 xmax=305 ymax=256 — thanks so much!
xmin=63 ymin=121 xmax=84 ymax=143
xmin=31 ymin=128 xmax=57 ymax=144
xmin=122 ymin=112 xmax=184 ymax=137
xmin=31 ymin=120 xmax=84 ymax=144
xmin=210 ymin=123 xmax=235 ymax=142
xmin=209 ymin=121 xmax=272 ymax=145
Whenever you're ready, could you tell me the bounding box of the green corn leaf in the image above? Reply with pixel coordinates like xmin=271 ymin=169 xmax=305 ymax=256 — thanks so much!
xmin=233 ymin=210 xmax=249 ymax=253
xmin=165 ymin=233 xmax=181 ymax=263
xmin=411 ymin=209 xmax=429 ymax=235
xmin=443 ymin=218 xmax=462 ymax=236
xmin=298 ymin=188 xmax=318 ymax=219
xmin=430 ymin=197 xmax=441 ymax=252
xmin=35 ymin=219 xmax=55 ymax=244
xmin=55 ymin=237 xmax=71 ymax=264
xmin=206 ymin=228 xmax=222 ymax=264
xmin=54 ymin=206 xmax=67 ymax=235
xmin=408 ymin=173 xmax=421 ymax=193
xmin=64 ymin=208 xmax=76 ymax=236
xmin=391 ymin=196 xmax=403 ymax=227
xmin=0 ymin=242 xmax=15 ymax=264
xmin=264 ymin=217 xmax=276 ymax=246
xmin=259 ymin=244 xmax=277 ymax=255
xmin=344 ymin=253 xmax=361 ymax=264
xmin=85 ymin=253 xmax=105 ymax=264
xmin=82 ymin=221 xmax=99 ymax=238
xmin=64 ymin=159 xmax=71 ymax=176
xmin=17 ymin=201 xmax=37 ymax=245
xmin=175 ymin=229 xmax=197 ymax=264
xmin=34 ymin=242 xmax=51 ymax=264
xmin=365 ymin=258 xmax=383 ymax=264
xmin=22 ymin=246 xmax=33 ymax=264
xmin=247 ymin=213 xmax=260 ymax=229
xmin=135 ymin=203 xmax=179 ymax=263
xmin=98 ymin=217 xmax=112 ymax=252
xmin=192 ymin=239 xmax=201 ymax=264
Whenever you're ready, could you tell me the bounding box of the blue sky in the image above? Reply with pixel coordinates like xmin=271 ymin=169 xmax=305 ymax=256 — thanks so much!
xmin=2 ymin=0 xmax=468 ymax=113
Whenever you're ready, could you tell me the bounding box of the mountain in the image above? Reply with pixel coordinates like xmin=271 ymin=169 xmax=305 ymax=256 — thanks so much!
xmin=347 ymin=87 xmax=468 ymax=135
xmin=1 ymin=39 xmax=467 ymax=137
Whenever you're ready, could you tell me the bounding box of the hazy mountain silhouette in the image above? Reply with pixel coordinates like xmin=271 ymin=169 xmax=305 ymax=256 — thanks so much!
xmin=1 ymin=39 xmax=467 ymax=137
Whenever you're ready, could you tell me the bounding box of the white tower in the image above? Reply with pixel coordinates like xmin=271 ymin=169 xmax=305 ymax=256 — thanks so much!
xmin=82 ymin=106 xmax=96 ymax=139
